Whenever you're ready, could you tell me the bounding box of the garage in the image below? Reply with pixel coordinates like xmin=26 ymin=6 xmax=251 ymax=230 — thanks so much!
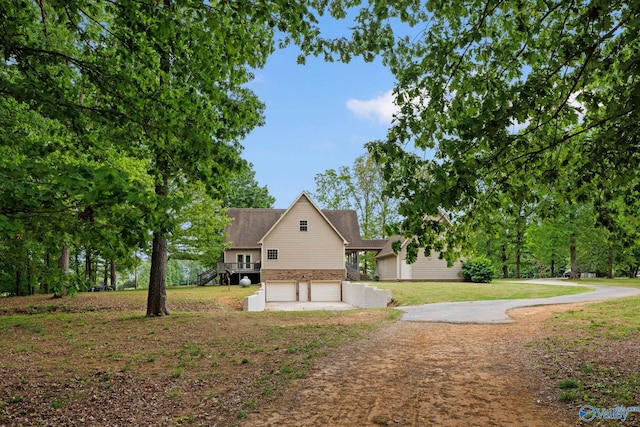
xmin=310 ymin=280 xmax=342 ymax=302
xmin=265 ymin=281 xmax=297 ymax=302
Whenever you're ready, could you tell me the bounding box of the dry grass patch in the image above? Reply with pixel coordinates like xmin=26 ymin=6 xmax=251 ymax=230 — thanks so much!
xmin=0 ymin=290 xmax=396 ymax=426
xmin=529 ymin=296 xmax=640 ymax=418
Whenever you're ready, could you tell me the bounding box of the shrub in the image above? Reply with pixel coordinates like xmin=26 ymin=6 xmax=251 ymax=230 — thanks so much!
xmin=461 ymin=257 xmax=495 ymax=283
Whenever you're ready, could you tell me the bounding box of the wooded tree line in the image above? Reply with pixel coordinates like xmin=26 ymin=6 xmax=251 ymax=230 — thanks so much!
xmin=0 ymin=158 xmax=272 ymax=296
xmin=470 ymin=197 xmax=640 ymax=279
xmin=314 ymin=152 xmax=640 ymax=279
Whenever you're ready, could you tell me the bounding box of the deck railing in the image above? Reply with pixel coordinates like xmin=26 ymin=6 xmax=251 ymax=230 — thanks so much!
xmin=217 ymin=262 xmax=261 ymax=274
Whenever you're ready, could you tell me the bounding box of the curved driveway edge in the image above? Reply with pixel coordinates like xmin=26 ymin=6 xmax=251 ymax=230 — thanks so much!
xmin=398 ymin=280 xmax=640 ymax=324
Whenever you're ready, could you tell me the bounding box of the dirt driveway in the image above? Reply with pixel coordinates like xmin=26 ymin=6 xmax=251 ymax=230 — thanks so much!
xmin=243 ymin=304 xmax=580 ymax=426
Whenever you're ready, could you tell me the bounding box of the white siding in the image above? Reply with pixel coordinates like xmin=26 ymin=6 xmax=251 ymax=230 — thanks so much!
xmin=377 ymin=243 xmax=463 ymax=281
xmin=376 ymin=256 xmax=398 ymax=281
xmin=400 ymin=259 xmax=412 ymax=279
xmin=298 ymin=281 xmax=309 ymax=302
xmin=262 ymin=197 xmax=345 ymax=269
xmin=411 ymin=252 xmax=463 ymax=281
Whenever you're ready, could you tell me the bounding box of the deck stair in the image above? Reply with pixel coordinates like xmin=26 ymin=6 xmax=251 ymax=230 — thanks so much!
xmin=196 ymin=267 xmax=218 ymax=286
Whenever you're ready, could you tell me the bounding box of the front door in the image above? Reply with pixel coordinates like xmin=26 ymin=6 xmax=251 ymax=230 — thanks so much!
xmin=298 ymin=281 xmax=309 ymax=302
xmin=237 ymin=254 xmax=251 ymax=270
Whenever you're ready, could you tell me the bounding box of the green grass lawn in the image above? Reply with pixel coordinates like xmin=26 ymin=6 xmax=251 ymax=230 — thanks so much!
xmin=373 ymin=280 xmax=592 ymax=306
xmin=564 ymin=277 xmax=640 ymax=289
xmin=2 ymin=280 xmax=638 ymax=422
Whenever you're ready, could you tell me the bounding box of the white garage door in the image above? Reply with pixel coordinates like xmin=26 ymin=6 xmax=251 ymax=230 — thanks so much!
xmin=266 ymin=281 xmax=297 ymax=302
xmin=310 ymin=281 xmax=342 ymax=302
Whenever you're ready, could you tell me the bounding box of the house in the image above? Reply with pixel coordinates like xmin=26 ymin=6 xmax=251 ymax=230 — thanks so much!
xmin=221 ymin=192 xmax=386 ymax=302
xmin=221 ymin=192 xmax=463 ymax=303
xmin=375 ymin=236 xmax=464 ymax=281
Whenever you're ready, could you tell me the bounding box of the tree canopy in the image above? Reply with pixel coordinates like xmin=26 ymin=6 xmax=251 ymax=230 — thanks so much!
xmin=313 ymin=152 xmax=398 ymax=239
xmin=362 ymin=0 xmax=639 ymax=262
xmin=225 ymin=164 xmax=275 ymax=209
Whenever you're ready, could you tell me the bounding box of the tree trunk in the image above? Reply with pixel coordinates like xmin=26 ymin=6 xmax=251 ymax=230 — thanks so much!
xmin=110 ymin=259 xmax=117 ymax=290
xmin=103 ymin=260 xmax=108 ymax=289
xmin=27 ymin=256 xmax=33 ymax=295
xmin=147 ymin=0 xmax=172 ymax=317
xmin=147 ymin=231 xmax=169 ymax=316
xmin=44 ymin=251 xmax=50 ymax=294
xmin=147 ymin=169 xmax=170 ymax=317
xmin=59 ymin=246 xmax=70 ymax=274
xmin=85 ymin=249 xmax=92 ymax=283
xmin=515 ymin=224 xmax=524 ymax=279
xmin=15 ymin=269 xmax=21 ymax=296
xmin=570 ymin=237 xmax=578 ymax=279
xmin=56 ymin=246 xmax=70 ymax=297
xmin=501 ymin=244 xmax=508 ymax=278
xmin=607 ymin=246 xmax=614 ymax=279
xmin=550 ymin=258 xmax=555 ymax=278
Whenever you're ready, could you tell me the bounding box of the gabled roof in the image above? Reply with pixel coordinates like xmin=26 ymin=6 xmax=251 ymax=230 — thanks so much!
xmin=376 ymin=209 xmax=454 ymax=259
xmin=258 ymin=192 xmax=347 ymax=245
xmin=322 ymin=210 xmax=387 ymax=251
xmin=225 ymin=193 xmax=388 ymax=251
xmin=225 ymin=208 xmax=285 ymax=249
xmin=376 ymin=235 xmax=404 ymax=259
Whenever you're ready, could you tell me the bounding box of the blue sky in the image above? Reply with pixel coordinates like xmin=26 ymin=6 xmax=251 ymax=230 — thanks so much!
xmin=242 ymin=44 xmax=398 ymax=208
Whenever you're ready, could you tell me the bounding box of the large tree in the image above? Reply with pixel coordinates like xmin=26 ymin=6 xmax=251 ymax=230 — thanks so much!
xmin=361 ymin=1 xmax=639 ymax=260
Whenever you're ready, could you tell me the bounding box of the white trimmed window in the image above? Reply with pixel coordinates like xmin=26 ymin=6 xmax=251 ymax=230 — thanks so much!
xmin=299 ymin=220 xmax=308 ymax=231
xmin=267 ymin=249 xmax=278 ymax=260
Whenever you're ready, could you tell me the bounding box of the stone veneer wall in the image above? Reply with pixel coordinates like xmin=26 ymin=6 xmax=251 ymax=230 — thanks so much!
xmin=261 ymin=269 xmax=345 ymax=281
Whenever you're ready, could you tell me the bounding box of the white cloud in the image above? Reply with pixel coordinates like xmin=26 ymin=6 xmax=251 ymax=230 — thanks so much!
xmin=346 ymin=90 xmax=399 ymax=125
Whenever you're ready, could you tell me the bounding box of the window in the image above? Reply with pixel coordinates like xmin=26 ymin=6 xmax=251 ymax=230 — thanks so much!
xmin=267 ymin=249 xmax=278 ymax=260
xmin=299 ymin=220 xmax=308 ymax=231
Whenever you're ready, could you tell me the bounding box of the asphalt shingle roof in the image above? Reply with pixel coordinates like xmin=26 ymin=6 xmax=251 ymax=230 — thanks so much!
xmin=225 ymin=208 xmax=387 ymax=251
